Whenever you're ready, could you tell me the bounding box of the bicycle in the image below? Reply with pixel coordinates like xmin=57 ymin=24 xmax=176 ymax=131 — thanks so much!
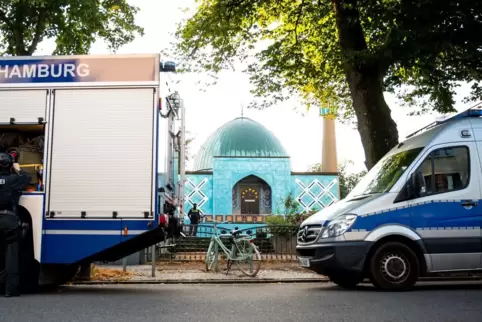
xmin=205 ymin=220 xmax=261 ymax=277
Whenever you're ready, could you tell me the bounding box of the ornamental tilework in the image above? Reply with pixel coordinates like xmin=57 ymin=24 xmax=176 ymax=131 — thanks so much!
xmin=212 ymin=157 xmax=291 ymax=214
xmin=184 ymin=174 xmax=213 ymax=216
xmin=291 ymin=175 xmax=339 ymax=213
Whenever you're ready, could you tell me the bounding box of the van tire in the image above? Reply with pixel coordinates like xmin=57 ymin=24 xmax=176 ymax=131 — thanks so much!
xmin=368 ymin=241 xmax=419 ymax=291
xmin=328 ymin=271 xmax=364 ymax=289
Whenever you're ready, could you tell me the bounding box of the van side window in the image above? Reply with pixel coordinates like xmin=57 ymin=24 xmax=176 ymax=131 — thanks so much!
xmin=417 ymin=146 xmax=470 ymax=196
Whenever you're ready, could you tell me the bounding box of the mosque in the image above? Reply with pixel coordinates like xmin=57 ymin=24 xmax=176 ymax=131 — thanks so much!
xmin=182 ymin=116 xmax=340 ymax=223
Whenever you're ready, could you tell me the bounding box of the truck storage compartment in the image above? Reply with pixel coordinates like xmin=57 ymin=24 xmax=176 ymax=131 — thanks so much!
xmin=47 ymin=88 xmax=156 ymax=218
xmin=0 ymin=124 xmax=45 ymax=191
xmin=0 ymin=89 xmax=47 ymax=124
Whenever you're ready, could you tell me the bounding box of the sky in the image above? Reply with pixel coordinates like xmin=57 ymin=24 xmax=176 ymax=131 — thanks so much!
xmin=35 ymin=0 xmax=475 ymax=174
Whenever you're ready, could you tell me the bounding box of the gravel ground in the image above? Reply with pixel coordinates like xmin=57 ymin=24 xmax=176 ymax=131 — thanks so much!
xmin=96 ymin=263 xmax=322 ymax=281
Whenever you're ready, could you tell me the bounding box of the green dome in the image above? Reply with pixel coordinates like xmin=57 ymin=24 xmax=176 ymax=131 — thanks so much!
xmin=193 ymin=117 xmax=289 ymax=171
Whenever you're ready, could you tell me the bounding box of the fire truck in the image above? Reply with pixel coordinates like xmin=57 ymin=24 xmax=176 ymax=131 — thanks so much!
xmin=0 ymin=54 xmax=182 ymax=289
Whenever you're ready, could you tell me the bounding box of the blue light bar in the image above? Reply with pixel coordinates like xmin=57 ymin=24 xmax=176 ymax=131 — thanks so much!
xmin=160 ymin=61 xmax=176 ymax=73
xmin=468 ymin=109 xmax=482 ymax=117
xmin=406 ymin=102 xmax=482 ymax=138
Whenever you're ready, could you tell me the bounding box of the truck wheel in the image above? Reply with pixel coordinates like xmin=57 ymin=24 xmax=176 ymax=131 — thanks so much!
xmin=328 ymin=271 xmax=364 ymax=289
xmin=368 ymin=241 xmax=419 ymax=291
xmin=39 ymin=264 xmax=80 ymax=287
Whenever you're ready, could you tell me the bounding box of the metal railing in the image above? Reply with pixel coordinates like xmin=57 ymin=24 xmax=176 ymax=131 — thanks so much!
xmin=151 ymin=223 xmax=300 ymax=263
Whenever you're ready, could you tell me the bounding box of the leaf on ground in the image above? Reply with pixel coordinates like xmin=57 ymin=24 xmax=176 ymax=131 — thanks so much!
xmin=91 ymin=267 xmax=134 ymax=281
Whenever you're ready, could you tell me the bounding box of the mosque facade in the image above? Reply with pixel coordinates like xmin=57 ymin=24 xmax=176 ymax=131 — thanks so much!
xmin=182 ymin=117 xmax=340 ymax=223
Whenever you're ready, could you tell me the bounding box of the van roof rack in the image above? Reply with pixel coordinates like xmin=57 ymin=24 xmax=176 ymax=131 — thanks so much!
xmin=405 ymin=101 xmax=482 ymax=138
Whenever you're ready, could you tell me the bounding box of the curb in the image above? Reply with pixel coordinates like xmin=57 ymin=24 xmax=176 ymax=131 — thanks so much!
xmin=70 ymin=278 xmax=331 ymax=285
xmin=70 ymin=276 xmax=482 ymax=285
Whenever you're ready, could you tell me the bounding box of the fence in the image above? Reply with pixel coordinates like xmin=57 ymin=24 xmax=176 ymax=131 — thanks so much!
xmin=151 ymin=223 xmax=300 ymax=263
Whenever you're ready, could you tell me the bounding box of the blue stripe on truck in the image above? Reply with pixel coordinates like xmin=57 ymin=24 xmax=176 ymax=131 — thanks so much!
xmin=42 ymin=219 xmax=154 ymax=231
xmin=41 ymin=234 xmax=122 ymax=264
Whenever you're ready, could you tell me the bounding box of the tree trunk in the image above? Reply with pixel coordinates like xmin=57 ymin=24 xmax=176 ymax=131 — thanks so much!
xmin=332 ymin=0 xmax=399 ymax=170
xmin=0 ymin=2 xmax=47 ymax=56
xmin=346 ymin=68 xmax=399 ymax=170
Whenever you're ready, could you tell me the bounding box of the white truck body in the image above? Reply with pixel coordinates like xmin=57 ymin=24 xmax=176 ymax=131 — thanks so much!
xmin=0 ymin=54 xmax=163 ymax=269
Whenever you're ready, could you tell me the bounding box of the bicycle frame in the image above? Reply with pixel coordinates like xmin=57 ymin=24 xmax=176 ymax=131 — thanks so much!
xmin=209 ymin=221 xmax=253 ymax=261
xmin=205 ymin=220 xmax=261 ymax=276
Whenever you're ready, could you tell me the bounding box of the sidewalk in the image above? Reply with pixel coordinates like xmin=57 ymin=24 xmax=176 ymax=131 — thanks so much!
xmin=74 ymin=262 xmax=327 ymax=284
xmin=73 ymin=261 xmax=482 ymax=285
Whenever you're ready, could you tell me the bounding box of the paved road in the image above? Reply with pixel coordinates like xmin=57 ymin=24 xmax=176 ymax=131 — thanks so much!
xmin=1 ymin=282 xmax=482 ymax=322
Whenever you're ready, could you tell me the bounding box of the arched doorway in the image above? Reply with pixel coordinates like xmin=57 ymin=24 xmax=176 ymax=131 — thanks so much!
xmin=232 ymin=175 xmax=272 ymax=215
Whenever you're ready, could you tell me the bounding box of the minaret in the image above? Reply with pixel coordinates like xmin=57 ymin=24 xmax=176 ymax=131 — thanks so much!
xmin=321 ymin=113 xmax=338 ymax=173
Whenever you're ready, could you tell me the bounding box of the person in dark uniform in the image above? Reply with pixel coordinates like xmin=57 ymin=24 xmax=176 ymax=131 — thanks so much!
xmin=187 ymin=203 xmax=202 ymax=236
xmin=0 ymin=152 xmax=31 ymax=297
xmin=163 ymin=197 xmax=182 ymax=238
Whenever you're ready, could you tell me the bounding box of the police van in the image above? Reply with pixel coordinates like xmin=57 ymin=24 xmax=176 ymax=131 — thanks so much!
xmin=297 ymin=104 xmax=482 ymax=291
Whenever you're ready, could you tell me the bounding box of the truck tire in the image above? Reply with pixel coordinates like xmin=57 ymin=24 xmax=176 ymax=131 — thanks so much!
xmin=55 ymin=265 xmax=80 ymax=285
xmin=39 ymin=264 xmax=80 ymax=287
xmin=328 ymin=271 xmax=364 ymax=289
xmin=368 ymin=241 xmax=419 ymax=291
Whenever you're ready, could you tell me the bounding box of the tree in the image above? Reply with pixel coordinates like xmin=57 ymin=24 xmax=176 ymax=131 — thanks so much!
xmin=276 ymin=192 xmax=301 ymax=216
xmin=0 ymin=0 xmax=144 ymax=56
xmin=170 ymin=0 xmax=482 ymax=170
xmin=309 ymin=162 xmax=366 ymax=199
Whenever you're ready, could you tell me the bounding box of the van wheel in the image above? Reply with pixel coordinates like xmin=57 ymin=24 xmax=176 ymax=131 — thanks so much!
xmin=369 ymin=242 xmax=419 ymax=291
xmin=328 ymin=271 xmax=364 ymax=289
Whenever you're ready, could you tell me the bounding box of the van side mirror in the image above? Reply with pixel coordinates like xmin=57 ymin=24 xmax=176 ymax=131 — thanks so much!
xmin=409 ymin=171 xmax=426 ymax=198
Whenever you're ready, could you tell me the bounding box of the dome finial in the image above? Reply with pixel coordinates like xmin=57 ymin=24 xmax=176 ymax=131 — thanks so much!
xmin=240 ymin=104 xmax=244 ymax=119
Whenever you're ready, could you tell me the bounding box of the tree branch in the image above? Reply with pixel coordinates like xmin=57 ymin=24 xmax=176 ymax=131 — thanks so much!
xmin=331 ymin=0 xmax=367 ymax=53
xmin=27 ymin=8 xmax=47 ymax=55
xmin=332 ymin=0 xmax=375 ymax=72
xmin=13 ymin=2 xmax=27 ymax=55
xmin=376 ymin=28 xmax=400 ymax=74
xmin=293 ymin=0 xmax=306 ymax=45
xmin=0 ymin=9 xmax=11 ymax=26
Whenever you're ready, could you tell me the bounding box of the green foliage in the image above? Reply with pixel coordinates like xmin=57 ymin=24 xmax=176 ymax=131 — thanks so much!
xmin=265 ymin=215 xmax=301 ymax=237
xmin=309 ymin=161 xmax=366 ymax=199
xmin=281 ymin=192 xmax=301 ymax=216
xmin=267 ymin=192 xmax=318 ymax=237
xmin=265 ymin=212 xmax=313 ymax=226
xmin=0 ymin=0 xmax=144 ymax=56
xmin=170 ymin=0 xmax=482 ymax=120
xmin=265 ymin=215 xmax=286 ymax=226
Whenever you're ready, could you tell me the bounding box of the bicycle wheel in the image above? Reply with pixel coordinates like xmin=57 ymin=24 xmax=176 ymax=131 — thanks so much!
xmin=233 ymin=239 xmax=261 ymax=277
xmin=205 ymin=240 xmax=217 ymax=272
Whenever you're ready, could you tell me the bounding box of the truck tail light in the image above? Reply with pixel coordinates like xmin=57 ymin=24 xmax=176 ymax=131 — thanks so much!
xmin=159 ymin=214 xmax=169 ymax=227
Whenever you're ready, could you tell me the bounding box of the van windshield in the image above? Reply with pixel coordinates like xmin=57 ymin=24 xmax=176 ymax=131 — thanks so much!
xmin=348 ymin=147 xmax=424 ymax=198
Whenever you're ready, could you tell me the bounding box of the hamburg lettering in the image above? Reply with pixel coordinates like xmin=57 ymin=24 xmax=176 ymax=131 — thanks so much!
xmin=0 ymin=63 xmax=90 ymax=79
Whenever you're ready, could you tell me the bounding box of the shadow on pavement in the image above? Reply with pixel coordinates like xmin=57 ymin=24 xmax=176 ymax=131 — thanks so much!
xmin=26 ymin=284 xmax=169 ymax=296
xmin=319 ymin=281 xmax=482 ymax=292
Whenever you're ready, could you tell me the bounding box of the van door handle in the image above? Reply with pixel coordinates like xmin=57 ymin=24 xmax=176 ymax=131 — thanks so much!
xmin=461 ymin=200 xmax=478 ymax=207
